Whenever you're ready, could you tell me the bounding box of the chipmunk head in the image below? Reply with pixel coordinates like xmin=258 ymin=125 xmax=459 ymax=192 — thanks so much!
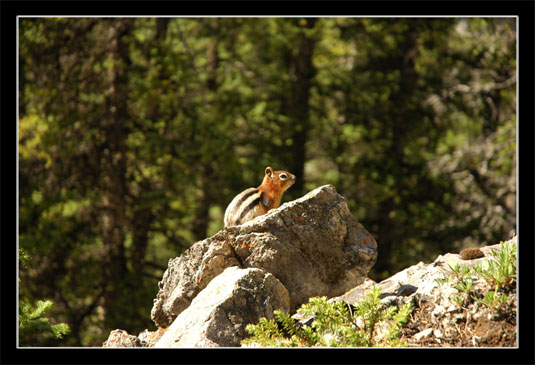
xmin=264 ymin=166 xmax=296 ymax=192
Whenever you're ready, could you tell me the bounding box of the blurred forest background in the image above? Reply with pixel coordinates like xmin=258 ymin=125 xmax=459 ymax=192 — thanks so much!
xmin=18 ymin=17 xmax=516 ymax=347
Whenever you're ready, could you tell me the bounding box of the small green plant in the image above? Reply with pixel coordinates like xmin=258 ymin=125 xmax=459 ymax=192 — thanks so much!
xmin=447 ymin=239 xmax=516 ymax=311
xmin=451 ymin=294 xmax=465 ymax=307
xmin=470 ymin=240 xmax=516 ymax=311
xmin=455 ymin=278 xmax=473 ymax=295
xmin=19 ymin=299 xmax=71 ymax=344
xmin=472 ymin=240 xmax=516 ymax=291
xmin=242 ymin=286 xmax=412 ymax=347
xmin=448 ymin=262 xmax=471 ymax=282
xmin=435 ymin=275 xmax=452 ymax=286
xmin=474 ymin=289 xmax=509 ymax=310
xmin=19 ymin=248 xmax=70 ymax=346
xmin=447 ymin=261 xmax=476 ymax=302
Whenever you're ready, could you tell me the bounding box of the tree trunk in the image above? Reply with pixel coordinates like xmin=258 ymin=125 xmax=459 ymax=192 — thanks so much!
xmin=373 ymin=22 xmax=420 ymax=279
xmin=100 ymin=19 xmax=132 ymax=328
xmin=191 ymin=34 xmax=220 ymax=241
xmin=130 ymin=18 xmax=169 ymax=276
xmin=287 ymin=18 xmax=317 ymax=196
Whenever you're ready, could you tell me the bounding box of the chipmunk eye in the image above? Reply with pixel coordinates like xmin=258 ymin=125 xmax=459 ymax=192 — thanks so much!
xmin=279 ymin=173 xmax=287 ymax=180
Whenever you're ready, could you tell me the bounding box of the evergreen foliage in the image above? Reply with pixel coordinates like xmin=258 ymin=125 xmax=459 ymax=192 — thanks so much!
xmin=242 ymin=287 xmax=412 ymax=347
xmin=19 ymin=300 xmax=71 ymax=345
xmin=19 ymin=249 xmax=70 ymax=346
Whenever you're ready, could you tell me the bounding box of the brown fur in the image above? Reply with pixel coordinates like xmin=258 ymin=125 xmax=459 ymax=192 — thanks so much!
xmin=223 ymin=166 xmax=296 ymax=227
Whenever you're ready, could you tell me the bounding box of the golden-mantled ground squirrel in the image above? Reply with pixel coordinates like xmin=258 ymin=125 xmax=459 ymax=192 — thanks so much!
xmin=224 ymin=167 xmax=296 ymax=227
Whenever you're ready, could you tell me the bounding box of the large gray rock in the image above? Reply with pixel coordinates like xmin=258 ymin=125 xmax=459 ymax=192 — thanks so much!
xmin=154 ymin=266 xmax=290 ymax=348
xmin=151 ymin=185 xmax=378 ymax=328
xmin=151 ymin=236 xmax=240 ymax=328
xmin=330 ymin=242 xmax=507 ymax=307
xmin=329 ymin=237 xmax=517 ymax=347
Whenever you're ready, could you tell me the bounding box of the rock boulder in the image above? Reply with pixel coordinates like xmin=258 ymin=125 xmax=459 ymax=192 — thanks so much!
xmin=154 ymin=266 xmax=289 ymax=347
xmin=151 ymin=185 xmax=378 ymax=328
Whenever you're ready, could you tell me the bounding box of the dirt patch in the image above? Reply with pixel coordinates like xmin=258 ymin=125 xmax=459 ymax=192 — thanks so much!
xmin=400 ymin=292 xmax=516 ymax=347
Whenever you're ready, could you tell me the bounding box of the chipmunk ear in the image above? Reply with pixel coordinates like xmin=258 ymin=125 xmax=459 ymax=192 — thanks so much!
xmin=265 ymin=167 xmax=274 ymax=179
